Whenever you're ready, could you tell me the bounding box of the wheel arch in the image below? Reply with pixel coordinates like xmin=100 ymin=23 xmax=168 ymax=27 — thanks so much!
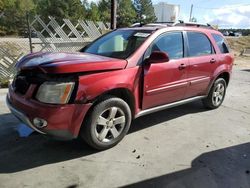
xmin=216 ymin=71 xmax=230 ymax=86
xmin=206 ymin=71 xmax=230 ymax=96
xmin=89 ymin=88 xmax=136 ymax=118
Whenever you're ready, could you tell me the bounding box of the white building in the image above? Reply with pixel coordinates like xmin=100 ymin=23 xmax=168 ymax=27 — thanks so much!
xmin=153 ymin=2 xmax=180 ymax=22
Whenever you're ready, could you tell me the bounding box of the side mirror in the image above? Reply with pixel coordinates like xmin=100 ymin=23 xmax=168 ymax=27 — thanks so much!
xmin=146 ymin=51 xmax=169 ymax=64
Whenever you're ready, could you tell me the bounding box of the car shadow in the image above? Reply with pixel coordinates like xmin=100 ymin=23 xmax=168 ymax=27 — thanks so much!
xmin=124 ymin=142 xmax=250 ymax=188
xmin=0 ymin=101 xmax=207 ymax=173
xmin=0 ymin=129 xmax=96 ymax=173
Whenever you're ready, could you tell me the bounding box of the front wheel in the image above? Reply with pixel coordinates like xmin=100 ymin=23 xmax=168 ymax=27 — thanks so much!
xmin=202 ymin=78 xmax=227 ymax=109
xmin=80 ymin=96 xmax=132 ymax=150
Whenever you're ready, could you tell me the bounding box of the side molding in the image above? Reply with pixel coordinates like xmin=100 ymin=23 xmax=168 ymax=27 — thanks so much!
xmin=135 ymin=96 xmax=206 ymax=118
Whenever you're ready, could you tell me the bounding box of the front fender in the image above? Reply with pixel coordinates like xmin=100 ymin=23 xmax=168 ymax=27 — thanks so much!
xmin=76 ymin=67 xmax=140 ymax=103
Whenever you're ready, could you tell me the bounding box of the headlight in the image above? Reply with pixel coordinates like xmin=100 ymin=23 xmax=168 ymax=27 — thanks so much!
xmin=36 ymin=82 xmax=75 ymax=104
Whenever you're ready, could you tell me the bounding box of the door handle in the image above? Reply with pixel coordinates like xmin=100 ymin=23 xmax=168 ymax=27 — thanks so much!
xmin=178 ymin=63 xmax=186 ymax=70
xmin=210 ymin=58 xmax=216 ymax=63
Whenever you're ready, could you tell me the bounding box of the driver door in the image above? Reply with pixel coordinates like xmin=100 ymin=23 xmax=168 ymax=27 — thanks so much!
xmin=142 ymin=32 xmax=189 ymax=109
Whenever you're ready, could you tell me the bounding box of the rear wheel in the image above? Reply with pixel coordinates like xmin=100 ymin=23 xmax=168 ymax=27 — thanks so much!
xmin=202 ymin=78 xmax=227 ymax=109
xmin=80 ymin=96 xmax=132 ymax=150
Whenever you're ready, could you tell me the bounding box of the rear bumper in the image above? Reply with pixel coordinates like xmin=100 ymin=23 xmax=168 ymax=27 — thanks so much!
xmin=7 ymin=87 xmax=92 ymax=140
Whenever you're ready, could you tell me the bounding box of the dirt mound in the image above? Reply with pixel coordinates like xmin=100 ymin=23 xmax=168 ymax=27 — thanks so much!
xmin=226 ymin=36 xmax=250 ymax=68
xmin=226 ymin=36 xmax=250 ymax=56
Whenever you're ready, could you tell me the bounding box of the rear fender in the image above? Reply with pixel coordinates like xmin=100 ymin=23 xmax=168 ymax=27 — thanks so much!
xmin=206 ymin=64 xmax=231 ymax=95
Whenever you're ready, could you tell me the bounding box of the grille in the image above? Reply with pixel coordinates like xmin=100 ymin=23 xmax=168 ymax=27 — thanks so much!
xmin=12 ymin=71 xmax=77 ymax=96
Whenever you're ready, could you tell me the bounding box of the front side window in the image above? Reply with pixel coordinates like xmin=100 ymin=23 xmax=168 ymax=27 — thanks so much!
xmin=187 ymin=32 xmax=214 ymax=57
xmin=146 ymin=32 xmax=184 ymax=60
xmin=81 ymin=29 xmax=152 ymax=59
xmin=212 ymin=34 xmax=229 ymax=53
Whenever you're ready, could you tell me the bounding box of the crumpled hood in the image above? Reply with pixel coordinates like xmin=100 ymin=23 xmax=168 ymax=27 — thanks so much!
xmin=16 ymin=52 xmax=127 ymax=74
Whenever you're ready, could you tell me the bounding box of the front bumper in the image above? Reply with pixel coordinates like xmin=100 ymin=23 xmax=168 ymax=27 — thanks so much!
xmin=6 ymin=97 xmax=46 ymax=134
xmin=7 ymin=87 xmax=92 ymax=140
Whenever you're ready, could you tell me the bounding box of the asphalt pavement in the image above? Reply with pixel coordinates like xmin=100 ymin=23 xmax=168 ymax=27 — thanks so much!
xmin=0 ymin=67 xmax=250 ymax=188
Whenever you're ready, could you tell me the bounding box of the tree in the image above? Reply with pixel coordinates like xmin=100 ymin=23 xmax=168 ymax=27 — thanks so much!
xmin=66 ymin=0 xmax=86 ymax=20
xmin=117 ymin=0 xmax=136 ymax=27
xmin=0 ymin=0 xmax=36 ymax=35
xmin=97 ymin=0 xmax=137 ymax=27
xmin=36 ymin=0 xmax=86 ymax=22
xmin=36 ymin=0 xmax=69 ymax=21
xmin=86 ymin=2 xmax=100 ymax=21
xmin=191 ymin=17 xmax=197 ymax=22
xmin=98 ymin=0 xmax=111 ymax=23
xmin=18 ymin=0 xmax=35 ymax=13
xmin=0 ymin=0 xmax=157 ymax=36
xmin=134 ymin=0 xmax=156 ymax=24
xmin=0 ymin=0 xmax=4 ymax=12
xmin=15 ymin=0 xmax=36 ymax=34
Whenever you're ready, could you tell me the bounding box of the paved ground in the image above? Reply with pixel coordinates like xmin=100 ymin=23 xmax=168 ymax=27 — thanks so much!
xmin=0 ymin=67 xmax=250 ymax=188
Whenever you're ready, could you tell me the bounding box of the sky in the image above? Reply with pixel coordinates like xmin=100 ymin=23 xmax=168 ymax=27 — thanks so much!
xmin=155 ymin=0 xmax=250 ymax=28
xmin=89 ymin=0 xmax=250 ymax=28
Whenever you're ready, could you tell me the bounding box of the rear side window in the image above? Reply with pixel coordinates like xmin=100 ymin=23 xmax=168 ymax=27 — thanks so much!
xmin=187 ymin=32 xmax=214 ymax=57
xmin=212 ymin=34 xmax=229 ymax=53
xmin=148 ymin=32 xmax=184 ymax=60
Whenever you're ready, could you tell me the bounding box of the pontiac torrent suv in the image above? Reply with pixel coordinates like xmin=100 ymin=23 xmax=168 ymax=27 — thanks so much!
xmin=7 ymin=24 xmax=233 ymax=150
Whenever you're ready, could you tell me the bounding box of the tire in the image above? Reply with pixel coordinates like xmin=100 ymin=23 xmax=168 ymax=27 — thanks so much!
xmin=80 ymin=96 xmax=132 ymax=150
xmin=202 ymin=78 xmax=227 ymax=109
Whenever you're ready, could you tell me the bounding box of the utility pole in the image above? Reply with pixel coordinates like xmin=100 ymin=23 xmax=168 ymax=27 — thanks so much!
xmin=189 ymin=4 xmax=193 ymax=22
xmin=111 ymin=0 xmax=117 ymax=29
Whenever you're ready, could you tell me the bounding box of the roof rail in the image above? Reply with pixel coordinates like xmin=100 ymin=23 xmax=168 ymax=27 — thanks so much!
xmin=173 ymin=20 xmax=214 ymax=29
xmin=131 ymin=20 xmax=215 ymax=29
xmin=131 ymin=22 xmax=172 ymax=28
xmin=145 ymin=23 xmax=172 ymax=27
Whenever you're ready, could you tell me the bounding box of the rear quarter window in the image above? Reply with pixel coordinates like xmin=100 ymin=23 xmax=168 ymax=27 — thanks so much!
xmin=212 ymin=34 xmax=230 ymax=54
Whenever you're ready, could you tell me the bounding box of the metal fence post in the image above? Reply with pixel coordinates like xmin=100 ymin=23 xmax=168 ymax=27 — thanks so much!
xmin=26 ymin=12 xmax=33 ymax=53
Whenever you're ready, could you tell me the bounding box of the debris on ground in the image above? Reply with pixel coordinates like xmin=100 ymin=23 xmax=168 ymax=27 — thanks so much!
xmin=17 ymin=123 xmax=34 ymax=137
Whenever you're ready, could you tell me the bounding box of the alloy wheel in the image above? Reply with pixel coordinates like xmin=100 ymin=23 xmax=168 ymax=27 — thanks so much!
xmin=212 ymin=83 xmax=225 ymax=106
xmin=94 ymin=107 xmax=126 ymax=143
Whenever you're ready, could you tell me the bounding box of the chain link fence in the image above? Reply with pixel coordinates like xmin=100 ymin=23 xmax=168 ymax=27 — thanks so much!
xmin=0 ymin=16 xmax=110 ymax=80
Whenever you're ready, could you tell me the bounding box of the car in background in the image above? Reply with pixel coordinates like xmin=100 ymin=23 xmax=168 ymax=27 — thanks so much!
xmin=22 ymin=30 xmax=37 ymax=38
xmin=228 ymin=31 xmax=242 ymax=37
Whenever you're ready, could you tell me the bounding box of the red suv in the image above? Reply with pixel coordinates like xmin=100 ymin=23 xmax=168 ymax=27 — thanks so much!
xmin=7 ymin=24 xmax=233 ymax=150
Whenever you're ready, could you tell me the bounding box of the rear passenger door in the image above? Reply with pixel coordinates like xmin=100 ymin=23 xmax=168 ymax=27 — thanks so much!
xmin=184 ymin=31 xmax=217 ymax=98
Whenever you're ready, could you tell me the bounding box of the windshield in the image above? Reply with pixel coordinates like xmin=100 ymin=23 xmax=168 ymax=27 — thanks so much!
xmin=81 ymin=29 xmax=153 ymax=59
